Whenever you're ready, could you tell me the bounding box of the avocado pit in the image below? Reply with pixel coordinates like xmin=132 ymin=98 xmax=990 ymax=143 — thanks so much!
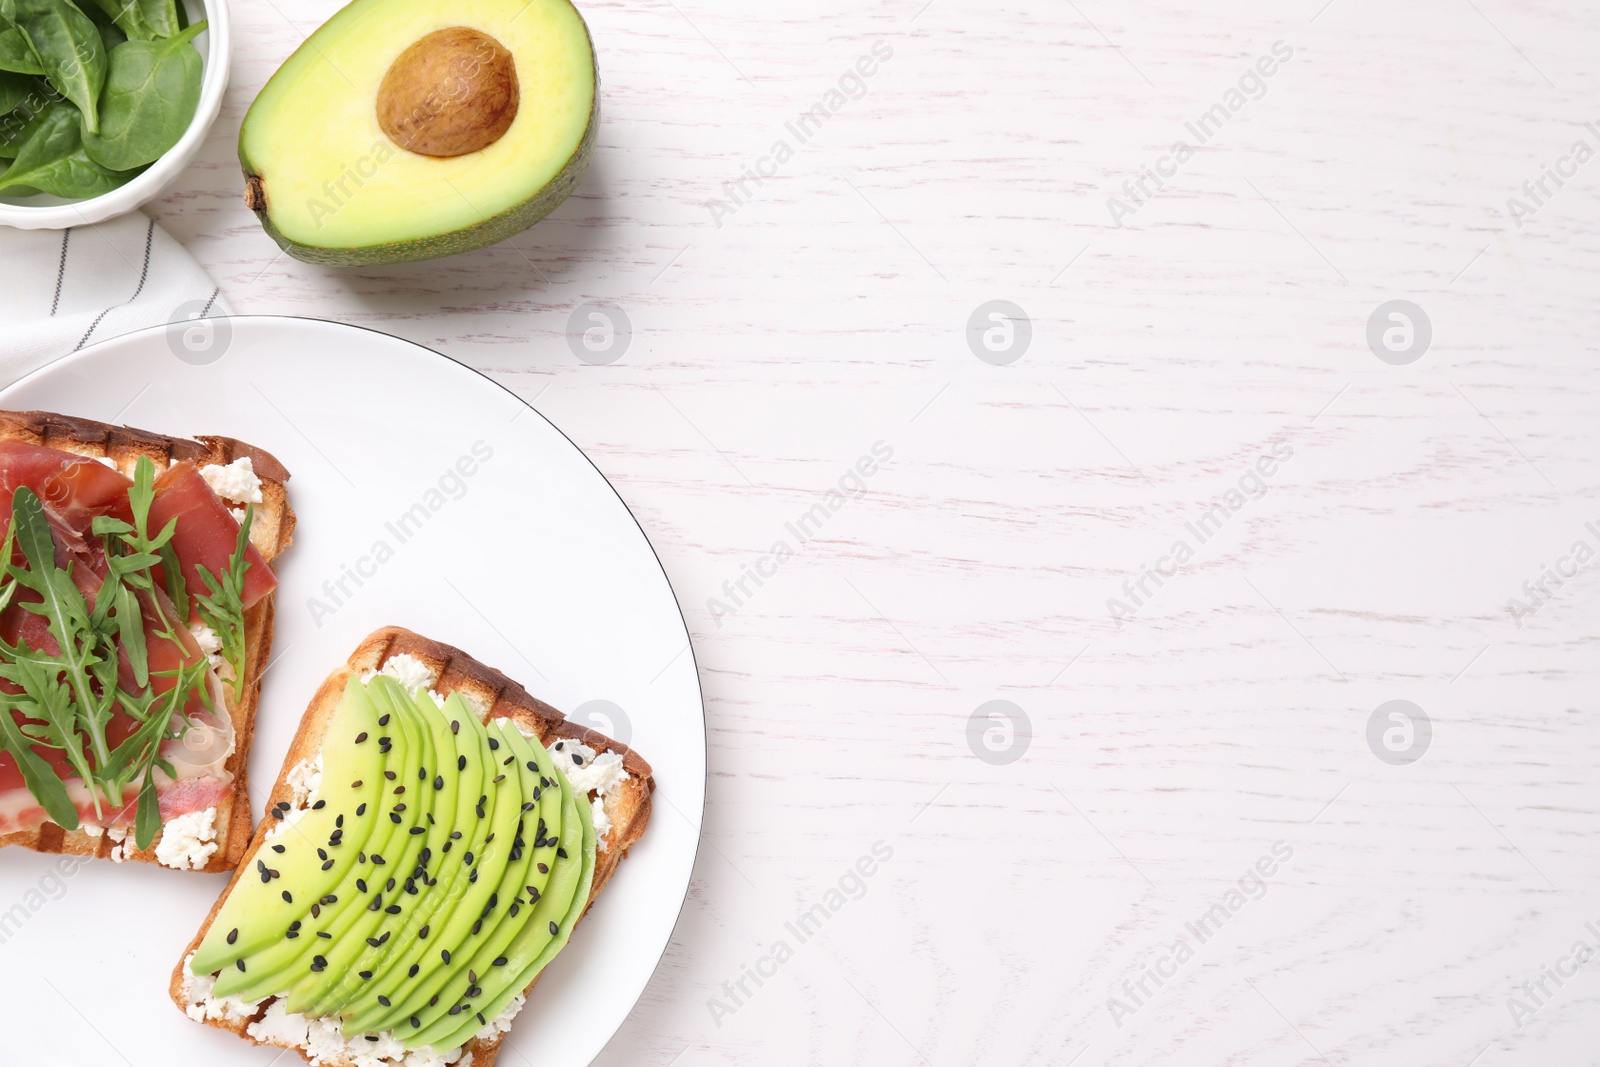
xmin=376 ymin=27 xmax=519 ymax=158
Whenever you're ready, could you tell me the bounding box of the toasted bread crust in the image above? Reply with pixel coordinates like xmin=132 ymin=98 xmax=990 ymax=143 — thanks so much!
xmin=170 ymin=627 xmax=654 ymax=1067
xmin=0 ymin=409 xmax=295 ymax=873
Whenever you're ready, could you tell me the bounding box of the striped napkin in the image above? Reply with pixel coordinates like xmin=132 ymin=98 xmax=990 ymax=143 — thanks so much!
xmin=0 ymin=210 xmax=231 ymax=385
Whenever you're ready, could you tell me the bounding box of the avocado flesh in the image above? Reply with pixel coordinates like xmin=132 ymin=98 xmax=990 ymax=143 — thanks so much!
xmin=238 ymin=0 xmax=596 ymax=266
xmin=213 ymin=682 xmax=425 ymax=1003
xmin=345 ymin=717 xmax=551 ymax=1036
xmin=339 ymin=693 xmax=502 ymax=1034
xmin=329 ymin=689 xmax=480 ymax=1017
xmin=285 ymin=681 xmax=436 ymax=1014
xmin=197 ymin=682 xmax=389 ymax=986
xmin=394 ymin=721 xmax=565 ymax=1039
xmin=415 ymin=737 xmax=595 ymax=1050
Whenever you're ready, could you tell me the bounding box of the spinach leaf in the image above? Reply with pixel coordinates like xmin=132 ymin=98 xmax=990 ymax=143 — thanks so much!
xmin=0 ymin=66 xmax=28 ymax=111
xmin=81 ymin=18 xmax=199 ymax=171
xmin=0 ymin=22 xmax=44 ymax=74
xmin=133 ymin=0 xmax=174 ymax=39
xmin=0 ymin=96 xmax=132 ymax=195
xmin=0 ymin=79 xmax=52 ymax=157
xmin=0 ymin=0 xmax=105 ymax=133
xmin=79 ymin=0 xmax=150 ymax=41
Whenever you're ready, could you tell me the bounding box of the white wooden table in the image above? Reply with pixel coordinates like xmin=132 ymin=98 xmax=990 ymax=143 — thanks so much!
xmin=147 ymin=0 xmax=1600 ymax=1063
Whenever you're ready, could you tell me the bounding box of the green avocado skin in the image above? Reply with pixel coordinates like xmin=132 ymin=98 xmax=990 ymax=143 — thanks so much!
xmin=238 ymin=29 xmax=597 ymax=267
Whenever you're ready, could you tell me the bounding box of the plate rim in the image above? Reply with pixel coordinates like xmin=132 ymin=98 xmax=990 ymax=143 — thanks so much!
xmin=0 ymin=313 xmax=706 ymax=1066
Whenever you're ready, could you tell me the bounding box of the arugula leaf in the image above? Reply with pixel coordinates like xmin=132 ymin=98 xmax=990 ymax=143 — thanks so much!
xmin=133 ymin=769 xmax=157 ymax=848
xmin=0 ymin=692 xmax=76 ymax=829
xmin=194 ymin=502 xmax=250 ymax=701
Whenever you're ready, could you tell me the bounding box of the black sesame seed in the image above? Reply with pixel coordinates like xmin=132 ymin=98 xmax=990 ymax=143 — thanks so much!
xmin=471 ymin=919 xmax=482 ymax=935
xmin=378 ymin=996 xmax=391 ymax=1007
xmin=394 ymin=786 xmax=405 ymax=796
xmin=537 ymin=862 xmax=548 ymax=874
xmin=271 ymin=844 xmax=286 ymax=853
xmin=286 ymin=930 xmax=299 ymax=939
xmin=386 ymin=877 xmax=396 ymax=891
xmin=457 ymin=755 xmax=466 ymax=771
xmin=355 ymin=732 xmax=368 ymax=744
xmin=409 ymin=827 xmax=425 ymax=836
xmin=236 ymin=959 xmax=246 ymax=972
xmin=487 ymin=737 xmax=500 ymax=751
xmin=312 ymin=800 xmax=326 ymax=810
xmin=311 ymin=904 xmax=321 ymax=918
xmin=419 ymin=925 xmax=429 ymax=939
xmin=434 ymin=776 xmax=444 ymax=790
xmin=526 ymin=886 xmax=540 ymax=902
xmin=549 ymin=921 xmax=559 ymax=935
xmin=429 ymin=995 xmax=439 ymax=1007
xmin=573 ymin=753 xmax=585 ymax=766
xmin=378 ymin=714 xmax=390 ymax=727
xmin=352 ymin=780 xmax=363 ymax=788
xmin=493 ymin=774 xmax=505 ymax=784
xmin=323 ymin=895 xmax=338 ymax=904
xmin=451 ymin=720 xmax=460 ymax=735
xmin=409 ymin=964 xmax=420 ymax=978
xmin=450 ymin=831 xmax=463 ymax=840
xmin=318 ymin=848 xmax=328 ymax=860
xmin=322 ymin=859 xmax=334 ymax=871
xmin=289 ymin=921 xmax=301 ymax=930
xmin=410 ymin=1017 xmax=420 ymax=1028
xmin=448 ymin=1005 xmax=462 ymax=1016
xmin=418 ymin=767 xmax=426 ymax=781
xmin=557 ymin=848 xmax=568 ymax=859
xmin=359 ymin=970 xmax=372 ymax=979
xmin=385 ymin=770 xmax=397 ymax=781
xmin=493 ymin=956 xmax=507 ymax=967
xmin=469 ymin=869 xmax=479 ymax=883
xmin=270 ymin=809 xmax=283 ymax=820
xmin=386 ymin=905 xmax=401 ymax=914
xmin=372 ymin=853 xmax=385 ymax=865
xmin=526 ymin=761 xmax=536 ymax=773
xmin=468 ymin=985 xmax=482 ymax=998
xmin=318 ymin=931 xmax=332 ymax=939
xmin=357 ymin=878 xmax=368 ymax=893
xmin=476 ymin=1012 xmax=485 ymax=1024
xmin=356 ymin=803 xmax=367 ymax=817
xmin=502 ymin=755 xmax=514 ymax=767
xmin=509 ymin=903 xmax=520 ymax=917
xmin=227 ymin=928 xmax=239 ymax=944
xmin=281 ymin=891 xmax=293 ymax=903
xmin=441 ymin=949 xmax=451 ymax=963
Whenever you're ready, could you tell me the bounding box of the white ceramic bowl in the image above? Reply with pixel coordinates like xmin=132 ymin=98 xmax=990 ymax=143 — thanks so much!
xmin=0 ymin=0 xmax=230 ymax=229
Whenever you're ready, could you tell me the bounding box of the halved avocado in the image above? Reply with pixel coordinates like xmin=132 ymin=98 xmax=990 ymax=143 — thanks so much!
xmin=238 ymin=0 xmax=597 ymax=266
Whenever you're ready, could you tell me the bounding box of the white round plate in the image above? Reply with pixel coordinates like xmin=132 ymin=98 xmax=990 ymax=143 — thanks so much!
xmin=0 ymin=316 xmax=704 ymax=1066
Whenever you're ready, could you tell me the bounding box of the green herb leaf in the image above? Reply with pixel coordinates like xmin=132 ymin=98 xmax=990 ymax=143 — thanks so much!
xmin=133 ymin=770 xmax=157 ymax=848
xmin=132 ymin=0 xmax=173 ymax=39
xmin=194 ymin=502 xmax=250 ymax=701
xmin=0 ymin=0 xmax=105 ymax=133
xmin=0 ymin=693 xmax=77 ymax=829
xmin=80 ymin=19 xmax=200 ymax=171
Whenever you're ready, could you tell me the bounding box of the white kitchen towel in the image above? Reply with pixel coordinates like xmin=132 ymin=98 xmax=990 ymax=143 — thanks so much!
xmin=0 ymin=210 xmax=231 ymax=385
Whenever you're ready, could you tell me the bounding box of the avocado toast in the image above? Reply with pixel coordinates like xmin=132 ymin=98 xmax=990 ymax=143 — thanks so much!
xmin=171 ymin=626 xmax=653 ymax=1067
xmin=0 ymin=409 xmax=294 ymax=873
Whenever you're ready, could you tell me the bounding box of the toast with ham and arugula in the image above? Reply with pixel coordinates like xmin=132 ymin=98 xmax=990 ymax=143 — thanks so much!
xmin=0 ymin=410 xmax=294 ymax=873
xmin=171 ymin=627 xmax=653 ymax=1067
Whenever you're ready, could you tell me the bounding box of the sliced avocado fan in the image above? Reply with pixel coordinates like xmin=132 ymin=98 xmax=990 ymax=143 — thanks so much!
xmin=194 ymin=674 xmax=600 ymax=1052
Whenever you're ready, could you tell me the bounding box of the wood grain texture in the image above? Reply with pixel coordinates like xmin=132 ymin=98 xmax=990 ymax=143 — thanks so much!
xmin=138 ymin=0 xmax=1600 ymax=1064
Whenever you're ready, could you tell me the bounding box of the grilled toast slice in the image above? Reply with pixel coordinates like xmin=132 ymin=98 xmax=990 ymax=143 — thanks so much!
xmin=170 ymin=626 xmax=654 ymax=1067
xmin=0 ymin=409 xmax=295 ymax=873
